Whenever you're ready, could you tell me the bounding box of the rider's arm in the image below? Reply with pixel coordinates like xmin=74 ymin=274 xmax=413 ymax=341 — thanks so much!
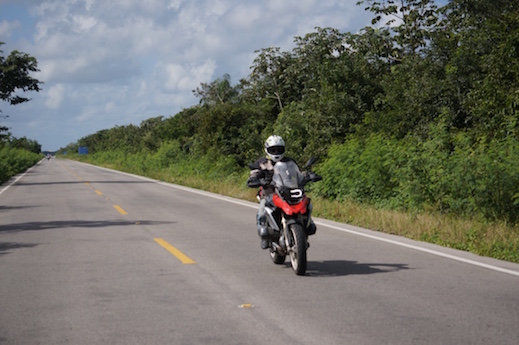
xmin=247 ymin=169 xmax=264 ymax=188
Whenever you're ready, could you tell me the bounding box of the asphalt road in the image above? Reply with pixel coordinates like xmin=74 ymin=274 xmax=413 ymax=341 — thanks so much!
xmin=1 ymin=158 xmax=518 ymax=345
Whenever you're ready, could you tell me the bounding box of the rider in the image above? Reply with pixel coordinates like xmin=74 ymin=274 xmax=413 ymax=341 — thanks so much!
xmin=247 ymin=135 xmax=297 ymax=249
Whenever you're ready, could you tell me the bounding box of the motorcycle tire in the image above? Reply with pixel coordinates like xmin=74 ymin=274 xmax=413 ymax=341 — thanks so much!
xmin=288 ymin=223 xmax=307 ymax=275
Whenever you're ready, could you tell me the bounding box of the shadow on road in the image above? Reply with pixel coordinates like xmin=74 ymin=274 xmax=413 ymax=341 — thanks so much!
xmin=0 ymin=242 xmax=39 ymax=255
xmin=0 ymin=220 xmax=174 ymax=233
xmin=0 ymin=205 xmax=36 ymax=212
xmin=305 ymin=260 xmax=409 ymax=277
xmin=15 ymin=180 xmax=153 ymax=186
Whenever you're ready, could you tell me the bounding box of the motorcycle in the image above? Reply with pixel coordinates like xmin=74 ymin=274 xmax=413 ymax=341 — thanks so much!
xmin=252 ymin=157 xmax=322 ymax=275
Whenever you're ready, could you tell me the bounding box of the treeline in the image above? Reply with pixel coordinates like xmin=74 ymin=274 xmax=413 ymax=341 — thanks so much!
xmin=63 ymin=0 xmax=519 ymax=224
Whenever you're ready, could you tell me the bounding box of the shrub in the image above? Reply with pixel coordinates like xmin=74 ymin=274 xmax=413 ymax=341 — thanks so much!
xmin=0 ymin=147 xmax=41 ymax=184
xmin=316 ymin=133 xmax=519 ymax=223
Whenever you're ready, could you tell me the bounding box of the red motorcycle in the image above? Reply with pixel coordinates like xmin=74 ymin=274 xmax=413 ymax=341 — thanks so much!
xmin=261 ymin=157 xmax=321 ymax=275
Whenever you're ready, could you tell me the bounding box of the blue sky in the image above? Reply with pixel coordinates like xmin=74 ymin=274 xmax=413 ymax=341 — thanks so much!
xmin=0 ymin=0 xmax=438 ymax=151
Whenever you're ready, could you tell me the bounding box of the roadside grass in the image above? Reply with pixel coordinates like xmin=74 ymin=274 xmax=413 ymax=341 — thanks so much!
xmin=68 ymin=156 xmax=519 ymax=264
xmin=314 ymin=197 xmax=519 ymax=263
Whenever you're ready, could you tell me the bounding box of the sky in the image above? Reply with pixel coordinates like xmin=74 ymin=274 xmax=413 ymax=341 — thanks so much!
xmin=0 ymin=0 xmax=378 ymax=151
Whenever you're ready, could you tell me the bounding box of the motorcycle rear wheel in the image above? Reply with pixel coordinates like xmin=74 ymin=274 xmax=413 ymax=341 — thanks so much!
xmin=288 ymin=223 xmax=307 ymax=275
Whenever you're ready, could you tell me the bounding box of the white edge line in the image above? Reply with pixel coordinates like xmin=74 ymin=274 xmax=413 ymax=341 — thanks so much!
xmin=314 ymin=221 xmax=519 ymax=277
xmin=78 ymin=161 xmax=519 ymax=277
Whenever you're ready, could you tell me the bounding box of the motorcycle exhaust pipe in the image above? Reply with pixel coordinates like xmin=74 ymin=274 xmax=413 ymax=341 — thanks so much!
xmin=271 ymin=242 xmax=285 ymax=254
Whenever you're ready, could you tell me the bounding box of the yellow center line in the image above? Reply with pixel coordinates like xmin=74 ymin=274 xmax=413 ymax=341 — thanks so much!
xmin=113 ymin=205 xmax=128 ymax=215
xmin=154 ymin=238 xmax=196 ymax=264
xmin=95 ymin=190 xmax=103 ymax=195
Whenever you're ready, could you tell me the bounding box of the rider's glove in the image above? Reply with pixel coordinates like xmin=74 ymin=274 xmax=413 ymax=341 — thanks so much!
xmin=259 ymin=177 xmax=271 ymax=186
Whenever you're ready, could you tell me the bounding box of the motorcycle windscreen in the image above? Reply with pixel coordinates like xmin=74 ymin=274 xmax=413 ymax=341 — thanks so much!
xmin=272 ymin=160 xmax=304 ymax=188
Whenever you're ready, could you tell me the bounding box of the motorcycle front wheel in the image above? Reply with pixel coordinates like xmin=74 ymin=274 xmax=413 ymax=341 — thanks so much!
xmin=288 ymin=223 xmax=307 ymax=275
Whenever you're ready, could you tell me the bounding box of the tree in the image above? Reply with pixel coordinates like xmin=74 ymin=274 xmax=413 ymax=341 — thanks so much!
xmin=0 ymin=115 xmax=8 ymax=141
xmin=140 ymin=116 xmax=165 ymax=151
xmin=193 ymin=74 xmax=240 ymax=106
xmin=358 ymin=0 xmax=439 ymax=58
xmin=10 ymin=136 xmax=41 ymax=154
xmin=0 ymin=42 xmax=43 ymax=139
xmin=0 ymin=42 xmax=42 ymax=105
xmin=438 ymin=0 xmax=519 ymax=138
xmin=241 ymin=47 xmax=298 ymax=113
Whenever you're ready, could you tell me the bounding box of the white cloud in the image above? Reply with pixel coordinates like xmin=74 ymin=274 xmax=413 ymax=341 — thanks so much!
xmin=0 ymin=19 xmax=20 ymax=37
xmin=45 ymin=84 xmax=65 ymax=109
xmin=1 ymin=0 xmax=373 ymax=150
xmin=160 ymin=59 xmax=216 ymax=92
xmin=227 ymin=4 xmax=262 ymax=30
xmin=72 ymin=15 xmax=97 ymax=33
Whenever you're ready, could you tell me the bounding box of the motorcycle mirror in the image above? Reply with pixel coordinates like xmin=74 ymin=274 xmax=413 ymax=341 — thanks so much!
xmin=304 ymin=156 xmax=317 ymax=169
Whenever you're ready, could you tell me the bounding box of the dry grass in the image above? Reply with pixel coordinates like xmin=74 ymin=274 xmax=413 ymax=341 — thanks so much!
xmin=313 ymin=196 xmax=519 ymax=262
xmin=71 ymin=157 xmax=519 ymax=263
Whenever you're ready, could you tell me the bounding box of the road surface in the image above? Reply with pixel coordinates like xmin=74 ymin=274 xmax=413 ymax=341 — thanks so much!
xmin=1 ymin=158 xmax=518 ymax=344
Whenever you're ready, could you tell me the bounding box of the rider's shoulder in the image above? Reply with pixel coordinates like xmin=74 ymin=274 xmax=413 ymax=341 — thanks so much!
xmin=248 ymin=157 xmax=264 ymax=169
xmin=278 ymin=157 xmax=296 ymax=164
xmin=249 ymin=157 xmax=272 ymax=170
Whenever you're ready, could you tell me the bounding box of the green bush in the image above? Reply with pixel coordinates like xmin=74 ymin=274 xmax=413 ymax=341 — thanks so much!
xmin=316 ymin=133 xmax=519 ymax=224
xmin=0 ymin=147 xmax=41 ymax=184
xmin=315 ymin=134 xmax=404 ymax=208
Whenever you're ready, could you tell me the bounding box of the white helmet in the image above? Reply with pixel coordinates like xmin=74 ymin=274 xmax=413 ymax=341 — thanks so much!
xmin=264 ymin=135 xmax=285 ymax=162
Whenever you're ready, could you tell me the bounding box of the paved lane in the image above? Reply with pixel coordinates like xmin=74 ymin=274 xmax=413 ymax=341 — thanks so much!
xmin=1 ymin=159 xmax=518 ymax=344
